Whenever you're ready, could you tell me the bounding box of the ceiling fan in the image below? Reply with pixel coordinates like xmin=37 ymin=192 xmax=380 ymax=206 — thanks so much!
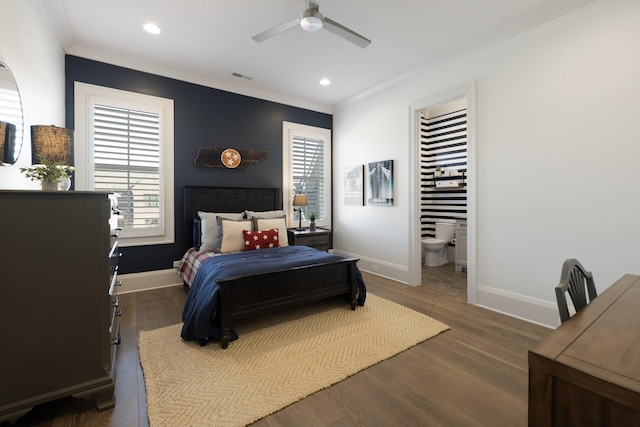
xmin=252 ymin=0 xmax=371 ymax=48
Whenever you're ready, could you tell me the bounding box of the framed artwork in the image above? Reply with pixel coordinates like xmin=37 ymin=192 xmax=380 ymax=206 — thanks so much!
xmin=366 ymin=160 xmax=394 ymax=206
xmin=344 ymin=165 xmax=364 ymax=206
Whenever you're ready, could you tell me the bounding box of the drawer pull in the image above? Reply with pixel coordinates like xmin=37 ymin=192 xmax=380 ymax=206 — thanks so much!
xmin=115 ymin=309 xmax=122 ymax=317
xmin=110 ymin=227 xmax=122 ymax=238
xmin=112 ymin=335 xmax=121 ymax=345
xmin=109 ymin=276 xmax=121 ymax=296
xmin=112 ymin=297 xmax=119 ymax=308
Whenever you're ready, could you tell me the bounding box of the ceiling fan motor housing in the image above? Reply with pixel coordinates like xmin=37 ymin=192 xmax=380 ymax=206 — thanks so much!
xmin=300 ymin=9 xmax=323 ymax=32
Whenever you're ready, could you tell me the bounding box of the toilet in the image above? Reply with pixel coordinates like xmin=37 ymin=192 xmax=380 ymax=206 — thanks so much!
xmin=422 ymin=221 xmax=456 ymax=267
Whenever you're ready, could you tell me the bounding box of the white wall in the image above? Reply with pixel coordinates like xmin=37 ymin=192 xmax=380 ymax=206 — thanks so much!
xmin=3 ymin=0 xmax=638 ymax=327
xmin=332 ymin=0 xmax=640 ymax=327
xmin=0 ymin=0 xmax=66 ymax=189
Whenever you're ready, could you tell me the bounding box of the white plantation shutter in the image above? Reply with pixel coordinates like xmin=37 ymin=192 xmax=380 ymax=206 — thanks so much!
xmin=74 ymin=82 xmax=174 ymax=246
xmin=93 ymin=105 xmax=161 ymax=230
xmin=282 ymin=122 xmax=331 ymax=229
xmin=292 ymin=135 xmax=325 ymax=220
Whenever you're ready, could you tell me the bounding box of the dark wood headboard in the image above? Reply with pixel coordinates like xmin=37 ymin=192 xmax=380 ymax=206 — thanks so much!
xmin=183 ymin=186 xmax=283 ymax=250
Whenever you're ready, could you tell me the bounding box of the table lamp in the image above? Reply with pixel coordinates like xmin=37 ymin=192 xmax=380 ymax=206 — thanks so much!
xmin=31 ymin=125 xmax=73 ymax=166
xmin=293 ymin=194 xmax=307 ymax=230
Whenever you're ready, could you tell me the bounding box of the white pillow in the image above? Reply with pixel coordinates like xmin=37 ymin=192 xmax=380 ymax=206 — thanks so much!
xmin=197 ymin=211 xmax=244 ymax=252
xmin=255 ymin=217 xmax=288 ymax=247
xmin=245 ymin=209 xmax=285 ymax=219
xmin=217 ymin=218 xmax=253 ymax=253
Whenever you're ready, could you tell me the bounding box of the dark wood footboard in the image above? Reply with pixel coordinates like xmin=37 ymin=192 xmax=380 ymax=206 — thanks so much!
xmin=216 ymin=258 xmax=359 ymax=349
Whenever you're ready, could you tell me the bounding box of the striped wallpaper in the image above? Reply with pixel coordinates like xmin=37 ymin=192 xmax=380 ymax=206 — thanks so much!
xmin=420 ymin=98 xmax=468 ymax=239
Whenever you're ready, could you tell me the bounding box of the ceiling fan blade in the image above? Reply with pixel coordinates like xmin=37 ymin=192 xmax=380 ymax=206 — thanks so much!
xmin=252 ymin=17 xmax=300 ymax=43
xmin=323 ymin=17 xmax=371 ymax=48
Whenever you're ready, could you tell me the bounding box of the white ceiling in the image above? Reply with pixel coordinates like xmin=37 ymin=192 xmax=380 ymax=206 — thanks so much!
xmin=41 ymin=0 xmax=591 ymax=111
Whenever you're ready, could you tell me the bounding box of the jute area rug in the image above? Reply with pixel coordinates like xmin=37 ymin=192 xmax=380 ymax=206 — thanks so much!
xmin=138 ymin=294 xmax=449 ymax=427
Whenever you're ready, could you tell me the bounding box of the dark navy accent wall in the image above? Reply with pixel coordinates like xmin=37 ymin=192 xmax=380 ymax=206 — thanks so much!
xmin=65 ymin=55 xmax=332 ymax=274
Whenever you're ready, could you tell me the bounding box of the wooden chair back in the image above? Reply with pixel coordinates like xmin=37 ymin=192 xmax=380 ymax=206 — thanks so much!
xmin=555 ymin=258 xmax=597 ymax=324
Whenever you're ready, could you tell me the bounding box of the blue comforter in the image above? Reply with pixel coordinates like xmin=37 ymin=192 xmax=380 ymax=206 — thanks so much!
xmin=181 ymin=246 xmax=366 ymax=345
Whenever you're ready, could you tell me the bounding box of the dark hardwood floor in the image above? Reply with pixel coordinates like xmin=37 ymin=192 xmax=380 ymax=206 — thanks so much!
xmin=8 ymin=271 xmax=551 ymax=427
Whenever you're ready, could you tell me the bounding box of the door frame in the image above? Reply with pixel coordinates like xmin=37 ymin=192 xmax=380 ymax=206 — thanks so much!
xmin=408 ymin=82 xmax=478 ymax=304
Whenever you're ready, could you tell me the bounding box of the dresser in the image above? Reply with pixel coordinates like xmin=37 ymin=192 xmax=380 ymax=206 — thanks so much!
xmin=287 ymin=228 xmax=331 ymax=251
xmin=0 ymin=191 xmax=121 ymax=424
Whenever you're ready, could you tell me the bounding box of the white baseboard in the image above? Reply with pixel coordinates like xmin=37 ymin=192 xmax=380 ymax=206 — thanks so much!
xmin=476 ymin=283 xmax=558 ymax=329
xmin=331 ymin=249 xmax=411 ymax=285
xmin=118 ymin=268 xmax=183 ymax=294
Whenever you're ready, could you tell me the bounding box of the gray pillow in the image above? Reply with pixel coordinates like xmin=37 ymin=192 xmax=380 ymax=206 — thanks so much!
xmin=245 ymin=209 xmax=285 ymax=219
xmin=197 ymin=211 xmax=244 ymax=252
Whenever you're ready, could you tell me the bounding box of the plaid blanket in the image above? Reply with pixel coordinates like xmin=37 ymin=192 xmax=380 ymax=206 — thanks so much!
xmin=176 ymin=248 xmax=218 ymax=287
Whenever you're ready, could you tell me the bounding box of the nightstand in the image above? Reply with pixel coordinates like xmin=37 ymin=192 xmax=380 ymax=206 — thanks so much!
xmin=287 ymin=228 xmax=331 ymax=252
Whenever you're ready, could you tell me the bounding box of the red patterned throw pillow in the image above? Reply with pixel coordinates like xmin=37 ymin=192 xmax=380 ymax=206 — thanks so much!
xmin=243 ymin=228 xmax=280 ymax=251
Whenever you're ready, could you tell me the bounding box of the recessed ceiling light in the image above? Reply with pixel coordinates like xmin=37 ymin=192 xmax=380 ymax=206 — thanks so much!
xmin=143 ymin=23 xmax=161 ymax=35
xmin=319 ymin=78 xmax=331 ymax=86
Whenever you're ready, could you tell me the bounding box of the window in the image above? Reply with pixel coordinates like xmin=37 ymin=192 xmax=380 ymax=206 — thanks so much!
xmin=74 ymin=82 xmax=174 ymax=246
xmin=282 ymin=122 xmax=331 ymax=229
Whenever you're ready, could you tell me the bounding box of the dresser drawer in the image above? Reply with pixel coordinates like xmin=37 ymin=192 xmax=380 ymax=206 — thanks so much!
xmin=301 ymin=235 xmax=328 ymax=246
xmin=287 ymin=229 xmax=331 ymax=252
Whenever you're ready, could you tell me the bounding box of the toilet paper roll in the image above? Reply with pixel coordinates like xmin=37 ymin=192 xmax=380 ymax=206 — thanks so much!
xmin=451 ymin=238 xmax=456 ymax=245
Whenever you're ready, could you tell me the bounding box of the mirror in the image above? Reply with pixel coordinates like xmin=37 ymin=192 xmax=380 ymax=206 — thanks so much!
xmin=0 ymin=62 xmax=24 ymax=165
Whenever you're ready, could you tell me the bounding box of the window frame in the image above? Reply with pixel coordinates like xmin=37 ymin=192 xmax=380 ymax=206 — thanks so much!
xmin=74 ymin=82 xmax=175 ymax=247
xmin=282 ymin=121 xmax=331 ymax=230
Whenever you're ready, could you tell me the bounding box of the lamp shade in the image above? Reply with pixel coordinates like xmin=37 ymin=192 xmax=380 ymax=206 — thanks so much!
xmin=31 ymin=125 xmax=73 ymax=165
xmin=0 ymin=121 xmax=16 ymax=165
xmin=293 ymin=194 xmax=308 ymax=207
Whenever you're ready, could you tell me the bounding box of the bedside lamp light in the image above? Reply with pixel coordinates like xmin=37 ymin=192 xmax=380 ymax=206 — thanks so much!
xmin=293 ymin=194 xmax=308 ymax=231
xmin=31 ymin=125 xmax=74 ymax=166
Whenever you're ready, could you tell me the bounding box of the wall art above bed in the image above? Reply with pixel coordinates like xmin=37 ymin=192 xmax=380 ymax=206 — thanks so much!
xmin=194 ymin=146 xmax=270 ymax=170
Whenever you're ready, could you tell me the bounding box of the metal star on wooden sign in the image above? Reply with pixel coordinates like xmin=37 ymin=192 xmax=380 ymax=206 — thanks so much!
xmin=194 ymin=146 xmax=270 ymax=170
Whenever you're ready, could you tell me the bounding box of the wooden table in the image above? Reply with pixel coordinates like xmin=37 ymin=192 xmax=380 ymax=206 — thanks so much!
xmin=528 ymin=274 xmax=640 ymax=426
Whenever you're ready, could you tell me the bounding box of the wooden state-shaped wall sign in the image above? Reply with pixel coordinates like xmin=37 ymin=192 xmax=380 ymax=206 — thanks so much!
xmin=194 ymin=146 xmax=270 ymax=170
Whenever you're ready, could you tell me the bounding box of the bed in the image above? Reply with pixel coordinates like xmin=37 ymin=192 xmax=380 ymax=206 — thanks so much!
xmin=177 ymin=186 xmax=366 ymax=348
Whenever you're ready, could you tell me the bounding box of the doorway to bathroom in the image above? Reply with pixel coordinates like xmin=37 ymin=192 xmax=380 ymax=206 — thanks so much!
xmin=409 ymin=83 xmax=477 ymax=304
xmin=419 ymin=98 xmax=468 ymax=297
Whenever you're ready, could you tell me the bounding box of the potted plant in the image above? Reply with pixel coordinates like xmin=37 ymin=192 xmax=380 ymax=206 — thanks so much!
xmin=20 ymin=155 xmax=74 ymax=191
xmin=308 ymin=211 xmax=316 ymax=232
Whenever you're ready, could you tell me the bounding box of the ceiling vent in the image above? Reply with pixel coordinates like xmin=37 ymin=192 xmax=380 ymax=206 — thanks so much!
xmin=231 ymin=72 xmax=254 ymax=81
